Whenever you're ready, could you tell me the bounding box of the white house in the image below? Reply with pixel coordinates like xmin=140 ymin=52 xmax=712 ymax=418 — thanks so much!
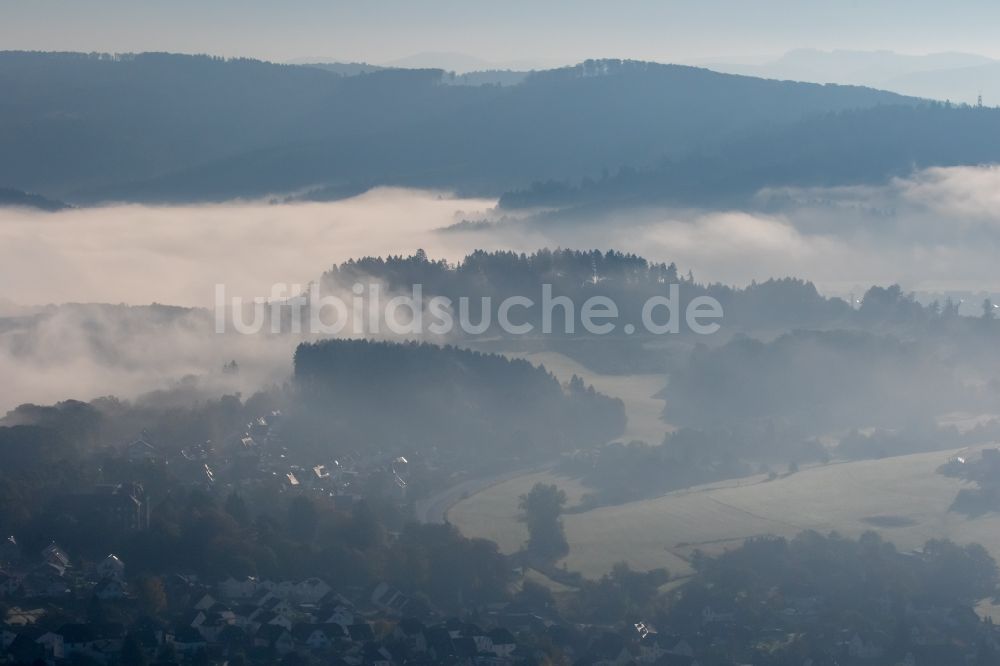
xmin=295 ymin=577 xmax=332 ymax=604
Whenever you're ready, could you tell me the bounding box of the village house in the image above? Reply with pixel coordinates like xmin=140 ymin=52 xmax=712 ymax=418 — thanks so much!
xmin=41 ymin=542 xmax=70 ymax=571
xmin=172 ymin=625 xmax=208 ymax=655
xmin=371 ymin=581 xmax=411 ymax=615
xmin=488 ymin=627 xmax=518 ymax=658
xmin=290 ymin=622 xmax=345 ymax=651
xmin=253 ymin=624 xmax=294 ymax=655
xmin=218 ymin=575 xmax=259 ymax=600
xmin=95 ymin=554 xmax=126 ymax=582
xmin=0 ymin=536 xmax=20 ymax=565
xmin=393 ymin=617 xmax=427 ymax=652
xmin=93 ymin=577 xmax=128 ymax=601
xmin=126 ymin=437 xmax=160 ymax=464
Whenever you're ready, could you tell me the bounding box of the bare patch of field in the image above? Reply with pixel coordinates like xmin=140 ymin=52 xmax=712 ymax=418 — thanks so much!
xmin=502 ymin=350 xmax=671 ymax=444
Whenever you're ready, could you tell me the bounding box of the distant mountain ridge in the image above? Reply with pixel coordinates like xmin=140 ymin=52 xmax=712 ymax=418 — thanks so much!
xmin=500 ymin=102 xmax=1000 ymax=210
xmin=704 ymin=48 xmax=999 ymax=104
xmin=0 ymin=52 xmax=922 ymax=204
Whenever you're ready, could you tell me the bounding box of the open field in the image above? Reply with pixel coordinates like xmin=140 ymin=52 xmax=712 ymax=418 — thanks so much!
xmin=502 ymin=350 xmax=671 ymax=444
xmin=447 ymin=470 xmax=589 ymax=552
xmin=450 ymin=445 xmax=1000 ymax=579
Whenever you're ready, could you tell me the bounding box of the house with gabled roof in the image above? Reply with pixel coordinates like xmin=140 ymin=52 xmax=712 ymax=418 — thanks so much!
xmin=216 ymin=623 xmax=249 ymax=654
xmin=58 ymin=622 xmax=125 ymax=659
xmin=41 ymin=542 xmax=70 ymax=570
xmin=393 ymin=617 xmax=427 ymax=652
xmin=0 ymin=570 xmax=22 ymax=597
xmin=371 ymin=581 xmax=411 ymax=615
xmin=254 ymin=623 xmax=294 ymax=655
xmin=96 ymin=553 xmax=126 ymax=582
xmin=291 ymin=622 xmax=345 ymax=651
xmin=488 ymin=627 xmax=517 ymax=658
xmin=173 ymin=625 xmax=207 ymax=654
xmin=424 ymin=627 xmax=455 ymax=661
xmin=321 ymin=602 xmax=355 ymax=628
xmin=192 ymin=592 xmax=217 ymax=610
xmin=362 ymin=641 xmax=394 ymax=666
xmin=0 ymin=536 xmax=21 ymax=565
xmin=296 ymin=576 xmax=332 ymax=603
xmin=347 ymin=622 xmax=376 ymax=643
xmin=218 ymin=575 xmax=259 ymax=600
xmin=127 ymin=437 xmax=160 ymax=464
xmin=6 ymin=630 xmax=47 ymax=663
xmin=23 ymin=563 xmax=70 ymax=598
xmin=94 ymin=577 xmax=128 ymax=601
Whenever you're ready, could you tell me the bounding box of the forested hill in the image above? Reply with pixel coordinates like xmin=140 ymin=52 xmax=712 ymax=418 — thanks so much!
xmin=0 ymin=53 xmax=918 ymax=203
xmin=292 ymin=339 xmax=625 ymax=460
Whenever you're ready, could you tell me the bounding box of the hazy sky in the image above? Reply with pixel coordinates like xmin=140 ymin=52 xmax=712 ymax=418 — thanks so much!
xmin=4 ymin=0 xmax=1000 ymax=66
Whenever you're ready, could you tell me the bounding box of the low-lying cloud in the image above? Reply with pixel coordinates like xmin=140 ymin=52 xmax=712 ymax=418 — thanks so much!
xmin=4 ymin=166 xmax=1000 ymax=413
xmin=0 ymin=188 xmax=496 ymax=308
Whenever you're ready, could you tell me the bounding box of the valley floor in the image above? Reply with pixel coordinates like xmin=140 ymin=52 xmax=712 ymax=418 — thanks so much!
xmin=450 ymin=445 xmax=996 ymax=579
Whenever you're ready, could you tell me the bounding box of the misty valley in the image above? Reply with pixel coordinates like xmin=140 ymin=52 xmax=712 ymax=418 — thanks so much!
xmin=5 ymin=18 xmax=1000 ymax=666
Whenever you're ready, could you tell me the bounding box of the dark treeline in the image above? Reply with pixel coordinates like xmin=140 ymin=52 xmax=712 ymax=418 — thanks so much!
xmin=560 ymin=426 xmax=827 ymax=508
xmin=662 ymin=531 xmax=998 ymax=663
xmin=563 ymin=416 xmax=1000 ymax=509
xmin=292 ymin=339 xmax=625 ymax=463
xmin=323 ymin=249 xmax=992 ymax=338
xmin=664 ymin=329 xmax=966 ymax=431
xmin=323 ymin=249 xmax=856 ymax=335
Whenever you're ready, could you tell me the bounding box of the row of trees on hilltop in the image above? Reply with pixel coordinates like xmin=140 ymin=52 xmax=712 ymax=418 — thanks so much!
xmin=324 ymin=249 xmax=992 ymax=336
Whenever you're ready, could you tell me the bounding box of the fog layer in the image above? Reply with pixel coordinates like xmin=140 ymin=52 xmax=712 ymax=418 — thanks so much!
xmin=4 ymin=168 xmax=1000 ymax=310
xmin=0 ymin=188 xmax=496 ymax=308
xmin=3 ymin=167 xmax=1000 ymax=412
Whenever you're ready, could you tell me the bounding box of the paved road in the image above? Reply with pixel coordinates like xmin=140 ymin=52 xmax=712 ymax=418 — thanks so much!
xmin=414 ymin=461 xmax=555 ymax=524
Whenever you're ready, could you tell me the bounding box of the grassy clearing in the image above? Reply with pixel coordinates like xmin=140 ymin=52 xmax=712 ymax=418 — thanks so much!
xmin=452 ymin=445 xmax=1000 ymax=580
xmin=448 ymin=470 xmax=588 ymax=553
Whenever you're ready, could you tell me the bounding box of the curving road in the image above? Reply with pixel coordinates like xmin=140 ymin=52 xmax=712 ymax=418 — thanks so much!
xmin=414 ymin=461 xmax=555 ymax=524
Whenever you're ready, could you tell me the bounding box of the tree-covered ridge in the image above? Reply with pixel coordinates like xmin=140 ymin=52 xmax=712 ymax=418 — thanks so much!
xmin=327 ymin=249 xmax=674 ymax=292
xmin=664 ymin=329 xmax=968 ymax=430
xmin=0 ymin=52 xmax=918 ymax=202
xmin=324 ymin=249 xmax=920 ymax=334
xmin=292 ymin=339 xmax=625 ymax=460
xmin=501 ymin=102 xmax=1000 ymax=209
